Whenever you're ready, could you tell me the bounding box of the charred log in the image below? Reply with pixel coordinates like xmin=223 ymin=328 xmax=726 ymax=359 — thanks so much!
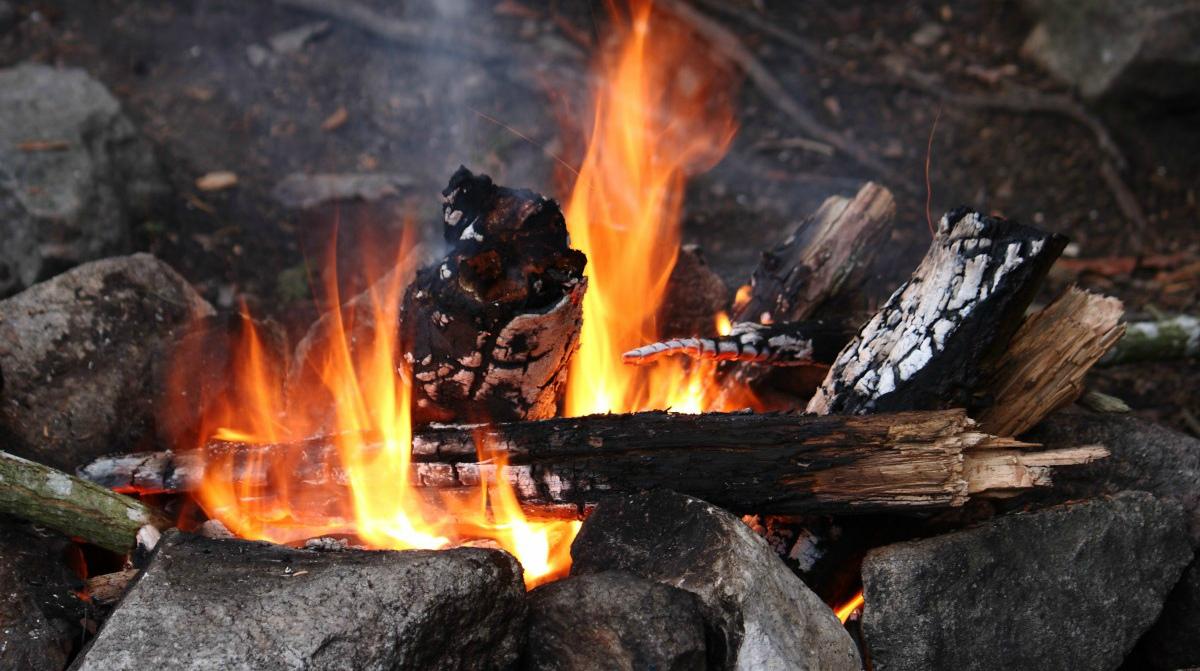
xmin=623 ymin=320 xmax=850 ymax=366
xmin=808 ymin=208 xmax=1067 ymax=415
xmin=401 ymin=167 xmax=587 ymax=424
xmin=659 ymin=244 xmax=730 ymax=338
xmin=80 ymin=410 xmax=1104 ymax=517
xmin=733 ymin=182 xmax=894 ymax=325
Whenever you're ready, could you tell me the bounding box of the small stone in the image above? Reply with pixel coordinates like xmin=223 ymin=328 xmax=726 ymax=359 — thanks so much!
xmin=571 ymin=490 xmax=861 ymax=671
xmin=245 ymin=43 xmax=273 ymax=68
xmin=268 ymin=21 xmax=330 ymax=54
xmin=524 ymin=571 xmax=710 ymax=670
xmin=910 ymin=22 xmax=945 ymax=48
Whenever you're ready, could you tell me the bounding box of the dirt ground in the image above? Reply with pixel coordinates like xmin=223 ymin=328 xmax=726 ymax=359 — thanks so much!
xmin=1 ymin=0 xmax=1196 ymax=433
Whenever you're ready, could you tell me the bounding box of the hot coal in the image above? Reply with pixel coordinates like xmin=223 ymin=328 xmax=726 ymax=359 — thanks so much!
xmin=861 ymin=492 xmax=1191 ymax=671
xmin=571 ymin=489 xmax=861 ymax=671
xmin=74 ymin=530 xmax=527 ymax=670
xmin=0 ymin=254 xmax=213 ymax=471
xmin=523 ymin=571 xmax=710 ymax=671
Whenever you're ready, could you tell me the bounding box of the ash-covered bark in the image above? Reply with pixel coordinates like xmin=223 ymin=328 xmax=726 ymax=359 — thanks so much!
xmin=808 ymin=208 xmax=1066 ymax=415
xmin=402 ymin=167 xmax=586 ymax=424
xmin=622 ymin=320 xmax=848 ymax=366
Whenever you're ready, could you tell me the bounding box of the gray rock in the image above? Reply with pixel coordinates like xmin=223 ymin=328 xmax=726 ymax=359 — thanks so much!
xmin=271 ymin=172 xmax=415 ymax=209
xmin=0 ymin=164 xmax=38 ymax=295
xmin=74 ymin=531 xmax=527 ymax=671
xmin=0 ymin=254 xmax=213 ymax=471
xmin=0 ymin=518 xmax=85 ymax=671
xmin=861 ymin=492 xmax=1192 ymax=671
xmin=0 ymin=64 xmax=168 ymax=291
xmin=523 ymin=571 xmax=710 ymax=671
xmin=1025 ymin=409 xmax=1200 ymax=542
xmin=571 ymin=490 xmax=861 ymax=671
xmin=1021 ymin=0 xmax=1200 ymax=98
xmin=1135 ymin=554 xmax=1200 ymax=669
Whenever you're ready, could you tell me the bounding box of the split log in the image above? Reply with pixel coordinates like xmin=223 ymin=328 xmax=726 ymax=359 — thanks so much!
xmin=79 ymin=410 xmax=1105 ymax=517
xmin=0 ymin=451 xmax=168 ymax=553
xmin=86 ymin=568 xmax=140 ymax=606
xmin=807 ymin=207 xmax=1067 ymax=415
xmin=734 ymin=182 xmax=895 ymax=324
xmin=401 ymin=167 xmax=587 ymax=424
xmin=974 ymin=287 xmax=1125 ymax=436
xmin=1099 ymin=314 xmax=1200 ymax=366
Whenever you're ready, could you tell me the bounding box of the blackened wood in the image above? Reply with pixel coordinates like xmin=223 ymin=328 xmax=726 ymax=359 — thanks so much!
xmin=402 ymin=167 xmax=587 ymax=424
xmin=808 ymin=208 xmax=1067 ymax=415
xmin=622 ymin=320 xmax=850 ymax=366
xmin=734 ymin=182 xmax=894 ymax=324
xmin=659 ymin=245 xmax=730 ymax=338
xmin=79 ymin=410 xmax=1104 ymax=516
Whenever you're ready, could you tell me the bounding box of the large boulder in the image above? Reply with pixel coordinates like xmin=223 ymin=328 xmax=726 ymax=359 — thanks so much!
xmin=0 ymin=63 xmax=167 ymax=294
xmin=0 ymin=254 xmax=213 ymax=470
xmin=0 ymin=518 xmax=86 ymax=671
xmin=1020 ymin=0 xmax=1200 ymax=99
xmin=1025 ymin=409 xmax=1200 ymax=542
xmin=861 ymin=492 xmax=1191 ymax=671
xmin=523 ymin=571 xmax=710 ymax=671
xmin=74 ymin=531 xmax=528 ymax=670
xmin=571 ymin=490 xmax=861 ymax=671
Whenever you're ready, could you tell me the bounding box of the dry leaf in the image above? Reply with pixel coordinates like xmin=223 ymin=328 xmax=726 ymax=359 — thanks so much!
xmin=321 ymin=106 xmax=348 ymax=132
xmin=196 ymin=171 xmax=238 ymax=192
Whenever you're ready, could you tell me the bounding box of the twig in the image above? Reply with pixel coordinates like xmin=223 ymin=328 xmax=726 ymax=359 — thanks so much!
xmin=657 ymin=0 xmax=900 ymax=181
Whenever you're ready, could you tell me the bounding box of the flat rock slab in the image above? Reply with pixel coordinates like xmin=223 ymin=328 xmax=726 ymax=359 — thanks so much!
xmin=523 ymin=571 xmax=710 ymax=671
xmin=73 ymin=531 xmax=527 ymax=671
xmin=571 ymin=490 xmax=860 ymax=671
xmin=0 ymin=63 xmax=166 ymax=294
xmin=0 ymin=518 xmax=85 ymax=671
xmin=861 ymin=491 xmax=1191 ymax=671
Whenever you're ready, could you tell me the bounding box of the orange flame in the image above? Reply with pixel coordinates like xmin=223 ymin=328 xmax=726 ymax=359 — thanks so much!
xmin=189 ymin=229 xmax=576 ymax=588
xmin=835 ymin=591 xmax=865 ymax=624
xmin=564 ymin=0 xmax=751 ymax=416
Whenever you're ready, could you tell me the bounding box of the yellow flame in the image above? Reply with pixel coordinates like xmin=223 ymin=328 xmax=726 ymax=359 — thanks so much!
xmin=836 ymin=591 xmax=865 ymax=624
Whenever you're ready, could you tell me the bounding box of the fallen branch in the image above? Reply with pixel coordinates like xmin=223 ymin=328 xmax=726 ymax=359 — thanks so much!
xmin=975 ymin=287 xmax=1125 ymax=436
xmin=1100 ymin=314 xmax=1200 ymax=366
xmin=0 ymin=451 xmax=168 ymax=553
xmin=79 ymin=410 xmax=1104 ymax=516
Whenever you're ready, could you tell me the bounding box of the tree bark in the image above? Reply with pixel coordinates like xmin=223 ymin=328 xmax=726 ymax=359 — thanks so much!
xmin=974 ymin=287 xmax=1125 ymax=436
xmin=1099 ymin=314 xmax=1199 ymax=366
xmin=79 ymin=410 xmax=1104 ymax=517
xmin=0 ymin=451 xmax=168 ymax=553
xmin=808 ymin=208 xmax=1067 ymax=415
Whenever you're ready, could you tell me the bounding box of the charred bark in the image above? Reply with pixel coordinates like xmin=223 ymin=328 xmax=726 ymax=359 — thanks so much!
xmin=807 ymin=208 xmax=1067 ymax=415
xmin=402 ymin=167 xmax=587 ymax=424
xmin=80 ymin=410 xmax=1104 ymax=517
xmin=623 ymin=320 xmax=850 ymax=366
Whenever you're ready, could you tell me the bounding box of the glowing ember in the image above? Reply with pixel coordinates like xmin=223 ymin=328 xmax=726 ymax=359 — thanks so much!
xmin=564 ymin=0 xmax=750 ymax=416
xmin=835 ymin=591 xmax=865 ymax=624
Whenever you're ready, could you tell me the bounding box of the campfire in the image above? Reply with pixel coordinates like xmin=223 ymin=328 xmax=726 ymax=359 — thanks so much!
xmin=1 ymin=0 xmax=1198 ymax=670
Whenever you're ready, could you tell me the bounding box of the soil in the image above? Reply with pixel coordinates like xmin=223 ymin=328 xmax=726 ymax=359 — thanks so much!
xmin=0 ymin=0 xmax=1195 ymax=433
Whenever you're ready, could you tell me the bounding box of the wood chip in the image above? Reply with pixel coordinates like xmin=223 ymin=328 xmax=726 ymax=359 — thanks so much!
xmin=195 ymin=171 xmax=239 ymax=192
xmin=18 ymin=139 xmax=71 ymax=152
xmin=321 ymin=106 xmax=348 ymax=131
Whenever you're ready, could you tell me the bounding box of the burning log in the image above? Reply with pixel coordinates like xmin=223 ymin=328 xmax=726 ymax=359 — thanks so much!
xmin=974 ymin=287 xmax=1125 ymax=436
xmin=622 ymin=320 xmax=850 ymax=366
xmin=734 ymin=182 xmax=895 ymax=325
xmin=0 ymin=450 xmax=168 ymax=553
xmin=80 ymin=410 xmax=1105 ymax=517
xmin=807 ymin=208 xmax=1067 ymax=415
xmin=402 ymin=167 xmax=587 ymax=424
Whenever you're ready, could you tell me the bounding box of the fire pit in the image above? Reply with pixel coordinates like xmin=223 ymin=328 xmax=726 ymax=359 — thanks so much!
xmin=1 ymin=1 xmax=1198 ymax=670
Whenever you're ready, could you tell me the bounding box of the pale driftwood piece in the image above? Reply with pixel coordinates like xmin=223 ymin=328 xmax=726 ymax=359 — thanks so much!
xmin=86 ymin=568 xmax=140 ymax=606
xmin=975 ymin=288 xmax=1125 ymax=437
xmin=734 ymin=182 xmax=896 ymax=324
xmin=78 ymin=410 xmax=1105 ymax=516
xmin=622 ymin=320 xmax=848 ymax=366
xmin=1099 ymin=314 xmax=1200 ymax=366
xmin=401 ymin=167 xmax=587 ymax=425
xmin=807 ymin=208 xmax=1067 ymax=415
xmin=0 ymin=451 xmax=168 ymax=553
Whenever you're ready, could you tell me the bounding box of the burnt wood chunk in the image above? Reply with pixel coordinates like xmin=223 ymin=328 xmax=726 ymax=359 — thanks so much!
xmin=734 ymin=182 xmax=894 ymax=325
xmin=808 ymin=208 xmax=1067 ymax=415
xmin=82 ymin=411 xmax=1105 ymax=517
xmin=401 ymin=167 xmax=586 ymax=424
xmin=623 ymin=320 xmax=850 ymax=366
